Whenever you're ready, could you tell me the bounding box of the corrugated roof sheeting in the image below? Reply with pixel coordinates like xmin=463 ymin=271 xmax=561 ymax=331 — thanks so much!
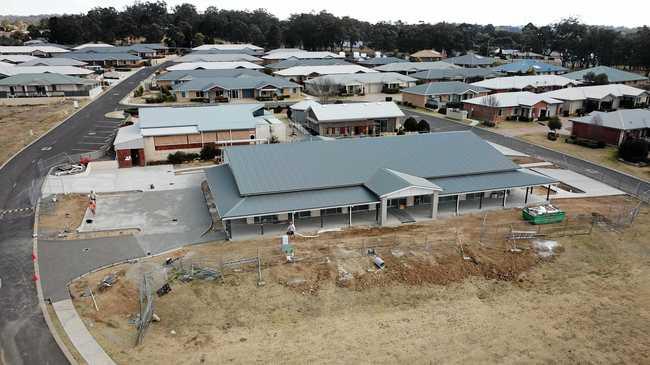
xmin=224 ymin=131 xmax=519 ymax=196
xmin=431 ymin=169 xmax=557 ymax=196
xmin=365 ymin=168 xmax=440 ymax=197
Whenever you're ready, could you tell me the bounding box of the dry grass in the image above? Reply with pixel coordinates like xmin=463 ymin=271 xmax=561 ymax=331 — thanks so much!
xmin=70 ymin=196 xmax=650 ymax=364
xmin=39 ymin=194 xmax=88 ymax=235
xmin=519 ymin=132 xmax=650 ymax=182
xmin=0 ymin=100 xmax=88 ymax=166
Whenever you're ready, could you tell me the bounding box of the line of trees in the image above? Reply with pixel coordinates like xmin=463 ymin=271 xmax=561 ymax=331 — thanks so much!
xmin=25 ymin=1 xmax=650 ymax=69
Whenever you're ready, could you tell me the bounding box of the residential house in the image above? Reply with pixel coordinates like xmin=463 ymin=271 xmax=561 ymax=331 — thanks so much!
xmin=170 ymin=75 xmax=301 ymax=102
xmin=471 ymin=75 xmax=579 ymax=93
xmin=113 ymin=104 xmax=277 ymax=166
xmin=375 ymin=61 xmax=459 ymax=75
xmin=442 ymin=54 xmax=496 ymax=68
xmin=155 ymin=69 xmax=264 ymax=89
xmin=0 ymin=73 xmax=101 ymax=99
xmin=192 ymin=44 xmax=264 ymax=56
xmin=204 ymin=131 xmax=557 ymax=239
xmin=409 ymin=50 xmax=444 ymax=62
xmin=409 ymin=67 xmax=504 ymax=83
xmin=303 ymin=101 xmax=404 ymax=136
xmin=541 ymin=84 xmax=649 ymax=115
xmin=562 ymin=66 xmax=648 ymax=86
xmin=265 ymin=58 xmax=351 ymax=71
xmin=59 ymin=52 xmax=142 ymax=68
xmin=493 ymin=59 xmax=567 ymax=75
xmin=356 ymin=56 xmax=408 ymax=67
xmin=0 ymin=45 xmax=69 ymax=57
xmin=0 ymin=55 xmax=37 ymax=64
xmin=0 ymin=64 xmax=94 ymax=79
xmin=275 ymin=64 xmax=377 ymax=83
xmin=303 ymin=72 xmax=416 ymax=96
xmin=569 ymin=109 xmax=650 ymax=146
xmin=289 ymin=99 xmax=321 ymax=124
xmin=401 ymin=81 xmax=490 ymax=108
xmin=166 ymin=61 xmax=263 ymax=71
xmin=463 ymin=91 xmax=563 ymax=122
xmin=175 ymin=53 xmax=263 ymax=63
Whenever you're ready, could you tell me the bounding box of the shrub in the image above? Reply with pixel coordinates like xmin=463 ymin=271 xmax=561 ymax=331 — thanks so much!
xmin=163 ymin=94 xmax=176 ymax=102
xmin=618 ymin=138 xmax=649 ymax=163
xmin=145 ymin=96 xmax=164 ymax=104
xmin=396 ymin=128 xmax=405 ymax=135
xmin=133 ymin=85 xmax=144 ymax=97
xmin=190 ymin=97 xmax=209 ymax=103
xmin=446 ymin=101 xmax=462 ymax=109
xmin=167 ymin=151 xmax=199 ymax=164
xmin=518 ymin=115 xmax=531 ymax=122
xmin=547 ymin=117 xmax=562 ymax=131
xmin=403 ymin=117 xmax=418 ymax=132
xmin=417 ymin=120 xmax=430 ymax=133
xmin=200 ymin=144 xmax=218 ymax=160
xmin=286 ymin=108 xmax=293 ymax=119
xmin=438 ymin=107 xmax=447 ymax=115
xmin=482 ymin=120 xmax=496 ymax=127
xmin=538 ymin=115 xmax=549 ymax=121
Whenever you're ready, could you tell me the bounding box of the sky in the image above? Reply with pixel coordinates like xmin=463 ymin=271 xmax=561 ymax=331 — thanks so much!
xmin=3 ymin=0 xmax=649 ymax=27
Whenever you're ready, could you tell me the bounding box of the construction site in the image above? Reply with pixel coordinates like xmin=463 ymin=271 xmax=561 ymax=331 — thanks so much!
xmin=65 ymin=195 xmax=650 ymax=364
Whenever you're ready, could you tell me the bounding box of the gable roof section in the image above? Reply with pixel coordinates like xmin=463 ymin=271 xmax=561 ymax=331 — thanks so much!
xmin=266 ymin=58 xmax=350 ymax=70
xmin=494 ymin=59 xmax=567 ymax=74
xmin=138 ymin=104 xmax=264 ymax=132
xmin=562 ymin=66 xmax=648 ymax=83
xmin=0 ymin=55 xmax=37 ymax=63
xmin=224 ymin=131 xmax=519 ymax=196
xmin=61 ymin=52 xmax=141 ymax=62
xmin=0 ymin=65 xmax=93 ymax=77
xmin=357 ymin=57 xmax=408 ymax=66
xmin=463 ymin=91 xmax=562 ymax=108
xmin=157 ymin=69 xmax=264 ymax=81
xmin=375 ymin=61 xmax=460 ymax=73
xmin=402 ymin=81 xmax=489 ymax=96
xmin=443 ymin=54 xmax=496 ymax=66
xmin=167 ymin=61 xmax=263 ymax=71
xmin=365 ymin=168 xmax=441 ymax=197
xmin=409 ymin=67 xmax=504 ymax=81
xmin=275 ymin=64 xmax=376 ymax=77
xmin=176 ymin=53 xmax=262 ymax=63
xmin=309 ymin=102 xmax=404 ymax=122
xmin=262 ymin=51 xmax=344 ymax=60
xmin=0 ymin=73 xmax=97 ymax=86
xmin=569 ymin=109 xmax=650 ymax=130
xmin=471 ymin=75 xmax=579 ymax=90
xmin=542 ymin=84 xmax=648 ymax=101
xmin=193 ymin=44 xmax=263 ymax=52
xmin=303 ymin=72 xmax=416 ymax=86
xmin=20 ymin=58 xmax=87 ymax=66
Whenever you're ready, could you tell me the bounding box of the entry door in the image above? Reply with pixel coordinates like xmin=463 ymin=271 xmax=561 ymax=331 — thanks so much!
xmin=388 ymin=198 xmax=407 ymax=208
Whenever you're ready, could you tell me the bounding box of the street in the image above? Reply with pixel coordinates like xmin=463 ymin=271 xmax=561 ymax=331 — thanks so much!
xmin=0 ymin=65 xmax=164 ymax=365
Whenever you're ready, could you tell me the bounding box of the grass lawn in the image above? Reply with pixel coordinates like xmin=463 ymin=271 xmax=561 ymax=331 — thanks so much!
xmin=519 ymin=132 xmax=650 ymax=182
xmin=0 ymin=100 xmax=88 ymax=166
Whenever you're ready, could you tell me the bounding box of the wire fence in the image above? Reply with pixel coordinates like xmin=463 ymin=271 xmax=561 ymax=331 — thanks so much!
xmin=136 ymin=273 xmax=154 ymax=346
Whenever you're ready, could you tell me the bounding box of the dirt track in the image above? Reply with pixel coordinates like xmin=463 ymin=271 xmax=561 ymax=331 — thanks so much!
xmin=71 ymin=197 xmax=650 ymax=364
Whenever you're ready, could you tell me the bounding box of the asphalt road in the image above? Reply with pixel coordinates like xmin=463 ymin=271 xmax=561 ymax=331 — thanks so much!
xmin=404 ymin=109 xmax=650 ymax=198
xmin=0 ymin=65 xmax=163 ymax=365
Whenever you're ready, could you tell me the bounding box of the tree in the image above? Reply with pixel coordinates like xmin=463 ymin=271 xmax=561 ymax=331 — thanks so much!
xmin=308 ymin=78 xmax=338 ymax=104
xmin=484 ymin=94 xmax=501 ymax=124
xmin=618 ymin=138 xmax=648 ymax=163
xmin=200 ymin=144 xmax=218 ymax=160
xmin=583 ymin=72 xmax=609 ymax=85
xmin=192 ymin=32 xmax=205 ymax=47
xmin=417 ymin=120 xmax=430 ymax=133
xmin=547 ymin=116 xmax=562 ymax=131
xmin=403 ymin=117 xmax=418 ymax=132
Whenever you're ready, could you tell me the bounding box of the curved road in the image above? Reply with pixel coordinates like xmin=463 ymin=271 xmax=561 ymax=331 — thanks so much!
xmin=0 ymin=65 xmax=163 ymax=365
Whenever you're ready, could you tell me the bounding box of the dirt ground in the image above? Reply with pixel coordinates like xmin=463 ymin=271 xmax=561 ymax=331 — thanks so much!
xmin=70 ymin=196 xmax=650 ymax=364
xmin=0 ymin=100 xmax=88 ymax=165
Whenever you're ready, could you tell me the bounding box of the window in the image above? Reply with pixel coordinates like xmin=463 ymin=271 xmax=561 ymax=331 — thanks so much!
xmin=351 ymin=205 xmax=369 ymax=212
xmin=322 ymin=208 xmax=343 ymax=216
xmin=181 ymin=91 xmax=186 ymax=98
xmin=439 ymin=195 xmax=457 ymax=203
xmin=253 ymin=215 xmax=278 ymax=224
xmin=295 ymin=211 xmax=311 ymax=219
xmin=498 ymin=109 xmax=502 ymax=116
xmin=414 ymin=195 xmax=432 ymax=205
xmin=466 ymin=192 xmax=483 ymax=200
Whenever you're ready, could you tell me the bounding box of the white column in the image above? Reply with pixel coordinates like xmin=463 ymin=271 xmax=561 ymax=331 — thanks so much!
xmin=431 ymin=192 xmax=439 ymax=219
xmin=380 ymin=198 xmax=388 ymax=226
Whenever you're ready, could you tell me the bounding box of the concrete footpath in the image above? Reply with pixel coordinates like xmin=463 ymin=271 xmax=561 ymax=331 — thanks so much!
xmin=52 ymin=299 xmax=116 ymax=365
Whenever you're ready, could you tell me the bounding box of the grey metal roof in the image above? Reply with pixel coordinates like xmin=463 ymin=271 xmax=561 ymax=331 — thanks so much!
xmin=304 ymin=72 xmax=416 ymax=86
xmin=171 ymin=75 xmax=300 ymax=92
xmin=176 ymin=53 xmax=262 ymax=63
xmin=365 ymin=168 xmax=441 ymax=197
xmin=401 ymin=81 xmax=490 ymax=96
xmin=570 ymin=109 xmax=650 ymax=131
xmin=0 ymin=73 xmax=97 ymax=86
xmin=157 ymin=69 xmax=264 ymax=81
xmin=206 ymin=165 xmax=379 ymax=219
xmin=357 ymin=57 xmax=408 ymax=66
xmin=442 ymin=54 xmax=496 ymax=66
xmin=409 ymin=67 xmax=504 ymax=81
xmin=76 ymin=45 xmax=156 ymax=54
xmin=19 ymin=58 xmax=86 ymax=66
xmin=61 ymin=52 xmax=141 ymax=62
xmin=431 ymin=169 xmax=556 ymax=196
xmin=375 ymin=61 xmax=460 ymax=73
xmin=224 ymin=131 xmax=520 ymax=196
xmin=138 ymin=104 xmax=264 ymax=132
xmin=493 ymin=59 xmax=567 ymax=74
xmin=563 ymin=66 xmax=648 ymax=83
xmin=266 ymin=58 xmax=351 ymax=70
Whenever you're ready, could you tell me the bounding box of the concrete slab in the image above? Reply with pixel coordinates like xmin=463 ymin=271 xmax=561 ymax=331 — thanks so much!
xmin=52 ymin=299 xmax=116 ymax=365
xmin=39 ymin=236 xmax=144 ymax=302
xmin=77 ymin=188 xmax=222 ymax=254
xmin=532 ymin=168 xmax=626 ymax=198
xmin=42 ymin=163 xmax=205 ymax=195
